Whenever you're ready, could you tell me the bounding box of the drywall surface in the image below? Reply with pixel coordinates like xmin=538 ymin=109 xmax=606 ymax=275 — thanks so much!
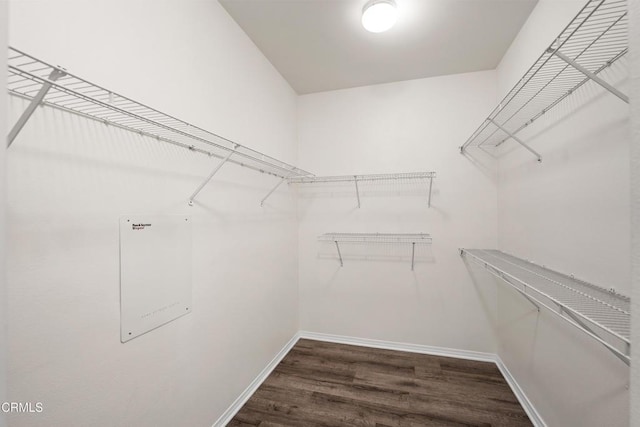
xmin=296 ymin=71 xmax=499 ymax=353
xmin=496 ymin=0 xmax=630 ymax=291
xmin=7 ymin=1 xmax=299 ymax=426
xmin=0 ymin=2 xmax=7 ymax=427
xmin=485 ymin=1 xmax=632 ymax=426
xmin=630 ymin=0 xmax=640 ymax=425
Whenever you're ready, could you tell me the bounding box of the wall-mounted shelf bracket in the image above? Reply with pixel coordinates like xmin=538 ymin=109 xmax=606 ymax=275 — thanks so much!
xmin=334 ymin=241 xmax=344 ymax=267
xmin=470 ymin=256 xmax=540 ymax=311
xmin=260 ymin=174 xmax=290 ymax=207
xmin=427 ymin=175 xmax=433 ymax=208
xmin=188 ymin=148 xmax=236 ymax=206
xmin=354 ymin=175 xmax=361 ymax=208
xmin=488 ymin=119 xmax=542 ymax=162
xmin=548 ymin=48 xmax=629 ymax=104
xmin=411 ymin=242 xmax=416 ymax=271
xmin=460 ymin=249 xmax=630 ymax=366
xmin=8 ymin=68 xmax=66 ymax=147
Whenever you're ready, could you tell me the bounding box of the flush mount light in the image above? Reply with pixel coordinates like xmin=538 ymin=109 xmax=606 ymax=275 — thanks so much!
xmin=361 ymin=0 xmax=398 ymax=33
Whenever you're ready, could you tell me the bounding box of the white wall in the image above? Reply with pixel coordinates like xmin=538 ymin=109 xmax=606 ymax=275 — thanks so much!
xmin=296 ymin=71 xmax=499 ymax=352
xmin=630 ymin=0 xmax=640 ymax=424
xmin=0 ymin=2 xmax=8 ymax=427
xmin=497 ymin=0 xmax=630 ymax=294
xmin=473 ymin=1 xmax=630 ymax=426
xmin=7 ymin=1 xmax=299 ymax=426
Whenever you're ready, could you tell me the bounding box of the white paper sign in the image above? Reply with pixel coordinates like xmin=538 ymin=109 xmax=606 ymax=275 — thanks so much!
xmin=120 ymin=215 xmax=192 ymax=342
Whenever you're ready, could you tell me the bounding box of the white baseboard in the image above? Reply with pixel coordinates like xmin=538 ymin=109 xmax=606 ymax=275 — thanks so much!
xmin=213 ymin=330 xmax=545 ymax=427
xmin=211 ymin=332 xmax=301 ymax=427
xmin=494 ymin=355 xmax=546 ymax=427
xmin=298 ymin=331 xmax=496 ymax=362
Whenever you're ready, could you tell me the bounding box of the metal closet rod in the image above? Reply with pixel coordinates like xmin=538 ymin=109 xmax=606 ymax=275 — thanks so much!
xmin=460 ymin=0 xmax=628 ymax=161
xmin=319 ymin=233 xmax=432 ymax=270
xmin=289 ymin=172 xmax=436 ymax=208
xmin=6 ymin=46 xmax=313 ymax=206
xmin=460 ymin=248 xmax=630 ymax=366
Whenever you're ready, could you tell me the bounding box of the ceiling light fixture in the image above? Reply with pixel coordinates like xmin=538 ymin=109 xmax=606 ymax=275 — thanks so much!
xmin=361 ymin=0 xmax=398 ymax=33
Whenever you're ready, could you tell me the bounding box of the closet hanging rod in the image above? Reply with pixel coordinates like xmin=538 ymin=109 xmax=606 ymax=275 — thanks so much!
xmin=7 ymin=47 xmax=312 ymax=180
xmin=460 ymin=248 xmax=630 ymax=365
xmin=460 ymin=0 xmax=628 ymax=161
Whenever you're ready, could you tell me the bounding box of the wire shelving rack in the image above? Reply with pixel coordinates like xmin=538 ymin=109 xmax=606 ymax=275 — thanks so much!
xmin=319 ymin=233 xmax=432 ymax=270
xmin=7 ymin=47 xmax=313 ymax=205
xmin=460 ymin=0 xmax=628 ymax=161
xmin=289 ymin=172 xmax=436 ymax=208
xmin=461 ymin=248 xmax=630 ymax=365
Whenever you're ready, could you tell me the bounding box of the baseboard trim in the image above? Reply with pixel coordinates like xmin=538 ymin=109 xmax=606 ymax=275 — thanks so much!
xmin=298 ymin=331 xmax=496 ymax=362
xmin=211 ymin=332 xmax=301 ymax=427
xmin=494 ymin=355 xmax=546 ymax=427
xmin=213 ymin=330 xmax=545 ymax=427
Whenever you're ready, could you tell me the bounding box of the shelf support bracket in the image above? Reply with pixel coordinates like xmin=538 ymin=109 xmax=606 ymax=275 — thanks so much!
xmin=560 ymin=305 xmax=598 ymax=338
xmin=260 ymin=174 xmax=289 ymax=207
xmin=188 ymin=148 xmax=235 ymax=206
xmin=8 ymin=68 xmax=66 ymax=147
xmin=354 ymin=175 xmax=361 ymax=208
xmin=560 ymin=302 xmax=631 ymax=365
xmin=556 ymin=306 xmax=630 ymax=366
xmin=334 ymin=241 xmax=343 ymax=267
xmin=517 ymin=286 xmax=541 ymax=312
xmin=493 ymin=268 xmax=540 ymax=311
xmin=549 ymin=49 xmax=629 ymax=104
xmin=428 ymin=176 xmax=433 ymax=208
xmin=488 ymin=119 xmax=542 ymax=162
xmin=462 ymin=249 xmax=541 ymax=312
xmin=411 ymin=242 xmax=416 ymax=271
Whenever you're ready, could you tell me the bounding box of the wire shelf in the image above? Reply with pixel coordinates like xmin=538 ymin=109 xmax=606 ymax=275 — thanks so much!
xmin=7 ymin=47 xmax=312 ymax=179
xmin=461 ymin=248 xmax=630 ymax=365
xmin=320 ymin=233 xmax=432 ymax=270
xmin=288 ymin=172 xmax=435 ymax=184
xmin=319 ymin=233 xmax=432 ymax=244
xmin=290 ymin=172 xmax=436 ymax=208
xmin=461 ymin=0 xmax=628 ymax=160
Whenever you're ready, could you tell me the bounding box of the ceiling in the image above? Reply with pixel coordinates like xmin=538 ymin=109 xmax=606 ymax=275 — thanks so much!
xmin=219 ymin=0 xmax=538 ymax=94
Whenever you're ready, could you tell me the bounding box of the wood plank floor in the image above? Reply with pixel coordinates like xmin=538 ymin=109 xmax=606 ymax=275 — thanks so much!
xmin=229 ymin=339 xmax=533 ymax=427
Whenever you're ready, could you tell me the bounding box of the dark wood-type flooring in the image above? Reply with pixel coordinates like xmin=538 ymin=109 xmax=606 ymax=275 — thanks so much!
xmin=229 ymin=339 xmax=533 ymax=426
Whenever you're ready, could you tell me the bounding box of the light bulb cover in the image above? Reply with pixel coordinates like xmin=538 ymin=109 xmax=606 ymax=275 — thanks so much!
xmin=362 ymin=0 xmax=398 ymax=33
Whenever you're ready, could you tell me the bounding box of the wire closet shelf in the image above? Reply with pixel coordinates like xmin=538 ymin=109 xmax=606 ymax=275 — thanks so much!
xmin=289 ymin=172 xmax=436 ymax=184
xmin=320 ymin=233 xmax=432 ymax=270
xmin=290 ymin=172 xmax=437 ymax=208
xmin=319 ymin=233 xmax=433 ymax=244
xmin=461 ymin=249 xmax=630 ymax=365
xmin=460 ymin=0 xmax=628 ymax=161
xmin=7 ymin=47 xmax=312 ymax=180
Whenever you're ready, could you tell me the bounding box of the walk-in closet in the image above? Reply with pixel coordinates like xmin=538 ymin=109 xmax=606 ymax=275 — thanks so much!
xmin=1 ymin=0 xmax=639 ymax=426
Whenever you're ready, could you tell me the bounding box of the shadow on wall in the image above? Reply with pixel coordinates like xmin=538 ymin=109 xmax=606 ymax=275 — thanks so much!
xmin=316 ymin=240 xmax=435 ymax=267
xmin=459 ymin=146 xmax=499 ymax=180
xmin=462 ymin=258 xmax=541 ymax=355
xmin=294 ymin=180 xmax=435 ymax=201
